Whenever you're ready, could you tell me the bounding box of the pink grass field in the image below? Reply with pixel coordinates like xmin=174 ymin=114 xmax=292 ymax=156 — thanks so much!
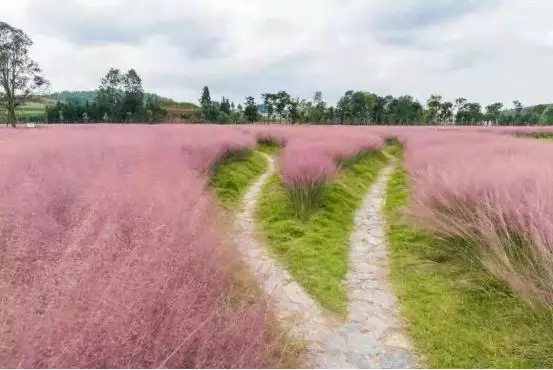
xmin=3 ymin=123 xmax=553 ymax=367
xmin=249 ymin=124 xmax=553 ymax=305
xmin=0 ymin=125 xmax=283 ymax=368
xmin=403 ymin=130 xmax=553 ymax=305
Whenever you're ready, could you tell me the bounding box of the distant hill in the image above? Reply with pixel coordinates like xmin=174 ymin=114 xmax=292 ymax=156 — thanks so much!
xmin=51 ymin=90 xmax=197 ymax=109
xmin=10 ymin=91 xmax=197 ymax=122
xmin=502 ymin=103 xmax=551 ymax=115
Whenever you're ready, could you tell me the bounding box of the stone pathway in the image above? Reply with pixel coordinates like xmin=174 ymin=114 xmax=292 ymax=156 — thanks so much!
xmin=332 ymin=163 xmax=418 ymax=368
xmin=235 ymin=153 xmax=418 ymax=368
xmin=234 ymin=153 xmax=332 ymax=367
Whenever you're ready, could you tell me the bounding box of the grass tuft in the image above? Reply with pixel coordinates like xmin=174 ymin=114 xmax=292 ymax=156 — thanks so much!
xmin=385 ymin=149 xmax=553 ymax=368
xmin=210 ymin=149 xmax=268 ymax=210
xmin=257 ymin=150 xmax=388 ymax=314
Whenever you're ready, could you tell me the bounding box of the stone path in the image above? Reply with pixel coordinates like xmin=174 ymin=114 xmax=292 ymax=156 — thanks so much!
xmin=235 ymin=153 xmax=418 ymax=368
xmin=234 ymin=153 xmax=332 ymax=367
xmin=331 ymin=163 xmax=418 ymax=368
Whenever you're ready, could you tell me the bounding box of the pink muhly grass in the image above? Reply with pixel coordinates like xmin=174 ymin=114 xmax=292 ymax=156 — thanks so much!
xmin=0 ymin=125 xmax=282 ymax=368
xmin=280 ymin=147 xmax=337 ymax=219
xmin=405 ymin=131 xmax=553 ymax=306
xmin=276 ymin=129 xmax=384 ymax=219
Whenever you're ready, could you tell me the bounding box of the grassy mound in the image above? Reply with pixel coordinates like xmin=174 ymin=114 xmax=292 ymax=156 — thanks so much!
xmin=385 ymin=152 xmax=553 ymax=368
xmin=210 ymin=150 xmax=268 ymax=209
xmin=210 ymin=143 xmax=279 ymax=209
xmin=256 ymin=150 xmax=388 ymax=314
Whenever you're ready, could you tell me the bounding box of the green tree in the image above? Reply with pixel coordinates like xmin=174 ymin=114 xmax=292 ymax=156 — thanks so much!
xmin=262 ymin=93 xmax=276 ymax=124
xmin=243 ymin=96 xmax=259 ymax=123
xmin=336 ymin=91 xmax=353 ymax=124
xmin=216 ymin=111 xmax=231 ymax=124
xmin=310 ymin=91 xmax=326 ymax=124
xmin=0 ymin=22 xmax=48 ymax=127
xmin=96 ymin=68 xmax=124 ymax=121
xmin=288 ymin=98 xmax=300 ymax=123
xmin=454 ymin=97 xmax=468 ymax=124
xmin=275 ymin=90 xmax=290 ymax=122
xmin=439 ymin=101 xmax=454 ymax=124
xmin=425 ymin=94 xmax=442 ymax=124
xmin=123 ymin=69 xmax=144 ymax=120
xmin=539 ymin=106 xmax=553 ymax=125
xmin=484 ymin=102 xmax=503 ymax=125
xmin=388 ymin=95 xmax=424 ymax=124
xmin=144 ymin=95 xmax=167 ymax=123
xmin=200 ymin=86 xmax=211 ymax=105
xmin=325 ymin=106 xmax=336 ymax=123
xmin=198 ymin=86 xmax=218 ymax=122
xmin=466 ymin=102 xmax=483 ymax=125
xmin=220 ymin=97 xmax=231 ymax=115
xmin=513 ymin=100 xmax=524 ymax=125
xmin=371 ymin=95 xmax=388 ymax=124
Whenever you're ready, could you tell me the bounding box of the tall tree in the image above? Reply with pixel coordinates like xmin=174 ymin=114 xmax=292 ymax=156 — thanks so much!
xmin=311 ymin=91 xmax=326 ymax=124
xmin=513 ymin=100 xmax=524 ymax=125
xmin=454 ymin=97 xmax=468 ymax=124
xmin=275 ymin=90 xmax=290 ymax=122
xmin=336 ymin=90 xmax=354 ymax=124
xmin=484 ymin=102 xmax=503 ymax=125
xmin=426 ymin=94 xmax=442 ymax=124
xmin=388 ymin=95 xmax=424 ymax=124
xmin=198 ymin=86 xmax=217 ymax=122
xmin=122 ymin=69 xmax=144 ymax=120
xmin=200 ymin=86 xmax=211 ymax=105
xmin=466 ymin=102 xmax=483 ymax=125
xmin=262 ymin=93 xmax=275 ymax=124
xmin=439 ymin=101 xmax=454 ymax=124
xmin=371 ymin=95 xmax=387 ymax=124
xmin=243 ymin=96 xmax=259 ymax=123
xmin=96 ymin=68 xmax=124 ymax=122
xmin=220 ymin=97 xmax=231 ymax=115
xmin=288 ymin=98 xmax=300 ymax=124
xmin=0 ymin=22 xmax=48 ymax=127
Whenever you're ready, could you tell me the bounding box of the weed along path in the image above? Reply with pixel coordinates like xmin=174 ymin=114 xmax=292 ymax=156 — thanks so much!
xmin=236 ymin=152 xmax=418 ymax=368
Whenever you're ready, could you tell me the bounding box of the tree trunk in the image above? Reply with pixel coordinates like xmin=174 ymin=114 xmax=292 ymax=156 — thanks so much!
xmin=7 ymin=106 xmax=16 ymax=128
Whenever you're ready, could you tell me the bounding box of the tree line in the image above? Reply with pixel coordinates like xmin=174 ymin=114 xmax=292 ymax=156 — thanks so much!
xmin=45 ymin=68 xmax=167 ymax=123
xmin=195 ymin=87 xmax=553 ymax=126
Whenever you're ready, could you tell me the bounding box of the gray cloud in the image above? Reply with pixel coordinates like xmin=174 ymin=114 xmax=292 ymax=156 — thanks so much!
xmin=25 ymin=0 xmax=228 ymax=59
xmin=151 ymin=52 xmax=315 ymax=101
xmin=365 ymin=0 xmax=503 ymax=49
xmin=372 ymin=0 xmax=500 ymax=32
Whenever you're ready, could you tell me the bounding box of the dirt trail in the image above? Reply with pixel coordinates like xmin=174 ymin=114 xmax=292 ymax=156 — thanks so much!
xmin=235 ymin=153 xmax=418 ymax=368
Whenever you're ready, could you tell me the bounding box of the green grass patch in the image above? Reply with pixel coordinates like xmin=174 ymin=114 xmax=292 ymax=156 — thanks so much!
xmin=210 ymin=149 xmax=268 ymax=209
xmin=385 ymin=151 xmax=553 ymax=368
xmin=257 ymin=141 xmax=281 ymax=155
xmin=256 ymin=150 xmax=388 ymax=314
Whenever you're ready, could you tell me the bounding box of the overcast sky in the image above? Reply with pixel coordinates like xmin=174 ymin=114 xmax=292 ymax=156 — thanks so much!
xmin=1 ymin=0 xmax=552 ymax=107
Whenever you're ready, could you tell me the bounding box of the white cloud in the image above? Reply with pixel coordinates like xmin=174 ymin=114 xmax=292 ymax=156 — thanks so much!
xmin=1 ymin=0 xmax=552 ymax=108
